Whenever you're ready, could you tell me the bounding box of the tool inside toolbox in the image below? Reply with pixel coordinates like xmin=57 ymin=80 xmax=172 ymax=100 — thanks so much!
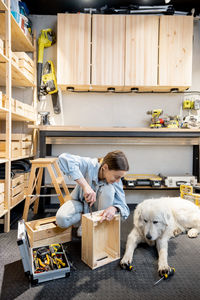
xmin=33 ymin=243 xmax=68 ymax=273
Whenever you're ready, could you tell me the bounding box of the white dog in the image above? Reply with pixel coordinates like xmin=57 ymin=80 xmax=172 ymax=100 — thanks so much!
xmin=120 ymin=197 xmax=200 ymax=275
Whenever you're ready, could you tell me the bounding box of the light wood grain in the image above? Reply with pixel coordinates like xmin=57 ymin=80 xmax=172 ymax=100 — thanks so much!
xmin=57 ymin=13 xmax=91 ymax=86
xmin=92 ymin=15 xmax=125 ymax=86
xmin=159 ymin=16 xmax=193 ymax=87
xmin=125 ymin=15 xmax=159 ymax=86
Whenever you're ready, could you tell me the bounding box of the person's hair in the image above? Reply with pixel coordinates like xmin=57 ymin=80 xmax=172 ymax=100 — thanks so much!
xmin=100 ymin=150 xmax=129 ymax=171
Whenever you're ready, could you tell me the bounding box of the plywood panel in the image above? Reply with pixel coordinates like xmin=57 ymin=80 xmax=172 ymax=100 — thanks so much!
xmin=159 ymin=16 xmax=193 ymax=87
xmin=125 ymin=15 xmax=159 ymax=86
xmin=57 ymin=13 xmax=91 ymax=86
xmin=92 ymin=15 xmax=125 ymax=86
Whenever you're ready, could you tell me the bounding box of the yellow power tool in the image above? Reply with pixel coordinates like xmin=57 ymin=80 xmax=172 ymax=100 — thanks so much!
xmin=146 ymin=109 xmax=163 ymax=128
xmin=40 ymin=60 xmax=60 ymax=114
xmin=37 ymin=29 xmax=56 ymax=101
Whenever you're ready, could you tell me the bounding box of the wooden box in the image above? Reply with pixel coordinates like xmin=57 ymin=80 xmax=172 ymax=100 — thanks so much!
xmin=0 ymin=141 xmax=21 ymax=158
xmin=11 ymin=51 xmax=19 ymax=65
xmin=0 ymin=38 xmax=4 ymax=55
xmin=0 ymin=174 xmax=24 ymax=207
xmin=0 ymin=134 xmax=33 ymax=158
xmin=25 ymin=216 xmax=72 ymax=248
xmin=82 ymin=211 xmax=120 ymax=269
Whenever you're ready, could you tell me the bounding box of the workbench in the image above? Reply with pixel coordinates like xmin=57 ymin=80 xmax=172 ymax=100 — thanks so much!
xmin=36 ymin=126 xmax=200 ymax=180
xmin=27 ymin=125 xmax=200 ymax=211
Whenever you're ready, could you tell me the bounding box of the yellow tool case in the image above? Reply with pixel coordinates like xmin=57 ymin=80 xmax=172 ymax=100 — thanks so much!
xmin=122 ymin=174 xmax=163 ymax=188
xmin=17 ymin=220 xmax=70 ymax=285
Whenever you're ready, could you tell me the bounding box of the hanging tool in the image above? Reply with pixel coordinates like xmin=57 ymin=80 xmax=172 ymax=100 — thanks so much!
xmin=40 ymin=60 xmax=61 ymax=114
xmin=154 ymin=267 xmax=175 ymax=286
xmin=37 ymin=28 xmax=56 ymax=100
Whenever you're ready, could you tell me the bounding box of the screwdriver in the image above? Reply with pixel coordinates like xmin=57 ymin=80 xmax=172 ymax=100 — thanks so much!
xmin=154 ymin=267 xmax=175 ymax=286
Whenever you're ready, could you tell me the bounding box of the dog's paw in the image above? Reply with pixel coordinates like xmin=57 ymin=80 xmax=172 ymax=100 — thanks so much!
xmin=188 ymin=228 xmax=198 ymax=238
xmin=158 ymin=264 xmax=170 ymax=277
xmin=173 ymin=228 xmax=182 ymax=237
xmin=120 ymin=256 xmax=133 ymax=270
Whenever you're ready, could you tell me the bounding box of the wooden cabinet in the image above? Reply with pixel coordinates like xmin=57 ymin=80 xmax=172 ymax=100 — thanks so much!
xmin=91 ymin=15 xmax=125 ymax=90
xmin=57 ymin=13 xmax=91 ymax=90
xmin=57 ymin=14 xmax=193 ymax=92
xmin=125 ymin=16 xmax=159 ymax=87
xmin=159 ymin=16 xmax=193 ymax=88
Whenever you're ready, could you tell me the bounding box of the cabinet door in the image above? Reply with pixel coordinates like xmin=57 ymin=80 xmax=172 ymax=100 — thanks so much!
xmin=159 ymin=16 xmax=193 ymax=87
xmin=57 ymin=14 xmax=91 ymax=88
xmin=92 ymin=15 xmax=125 ymax=87
xmin=125 ymin=16 xmax=159 ymax=87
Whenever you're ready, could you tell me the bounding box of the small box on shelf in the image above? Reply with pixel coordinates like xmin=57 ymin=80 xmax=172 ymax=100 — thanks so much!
xmin=0 ymin=174 xmax=24 ymax=208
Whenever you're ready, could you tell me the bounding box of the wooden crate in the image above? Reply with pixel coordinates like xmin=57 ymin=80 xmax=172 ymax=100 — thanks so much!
xmin=82 ymin=211 xmax=120 ymax=269
xmin=0 ymin=38 xmax=4 ymax=55
xmin=11 ymin=51 xmax=19 ymax=65
xmin=0 ymin=183 xmax=4 ymax=194
xmin=0 ymin=201 xmax=4 ymax=215
xmin=14 ymin=52 xmax=34 ymax=68
xmin=0 ymin=174 xmax=24 ymax=207
xmin=0 ymin=134 xmax=32 ymax=157
xmin=25 ymin=216 xmax=72 ymax=248
xmin=0 ymin=141 xmax=21 ymax=158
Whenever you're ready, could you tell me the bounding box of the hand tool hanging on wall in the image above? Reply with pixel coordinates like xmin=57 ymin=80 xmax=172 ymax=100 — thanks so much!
xmin=37 ymin=29 xmax=61 ymax=114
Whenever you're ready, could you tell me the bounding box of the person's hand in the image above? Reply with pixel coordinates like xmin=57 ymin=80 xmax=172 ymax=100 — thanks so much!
xmin=100 ymin=206 xmax=117 ymax=223
xmin=83 ymin=186 xmax=96 ymax=206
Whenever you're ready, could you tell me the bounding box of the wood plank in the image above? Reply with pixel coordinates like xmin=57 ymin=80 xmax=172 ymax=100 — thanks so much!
xmin=125 ymin=15 xmax=159 ymax=86
xmin=57 ymin=13 xmax=91 ymax=86
xmin=28 ymin=125 xmax=200 ymax=133
xmin=159 ymin=16 xmax=193 ymax=87
xmin=92 ymin=15 xmax=125 ymax=86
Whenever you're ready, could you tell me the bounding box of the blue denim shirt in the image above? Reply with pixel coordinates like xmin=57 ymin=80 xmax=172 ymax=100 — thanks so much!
xmin=58 ymin=153 xmax=130 ymax=220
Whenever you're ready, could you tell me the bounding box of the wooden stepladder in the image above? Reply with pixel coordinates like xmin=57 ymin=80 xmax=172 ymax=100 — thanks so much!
xmin=23 ymin=157 xmax=71 ymax=221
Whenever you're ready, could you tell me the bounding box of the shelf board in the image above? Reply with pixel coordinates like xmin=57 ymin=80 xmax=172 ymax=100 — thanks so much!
xmin=11 ymin=196 xmax=25 ymax=210
xmin=11 ymin=154 xmax=34 ymax=161
xmin=123 ymin=185 xmax=179 ymax=190
xmin=0 ymin=110 xmax=36 ymax=122
xmin=0 ymin=158 xmax=8 ymax=164
xmin=0 ymin=52 xmax=8 ymax=63
xmin=0 ymin=209 xmax=8 ymax=218
xmin=0 ymin=61 xmax=35 ymax=87
xmin=0 ymin=106 xmax=9 ymax=113
xmin=0 ymin=0 xmax=8 ymax=11
xmin=0 ymin=13 xmax=34 ymax=51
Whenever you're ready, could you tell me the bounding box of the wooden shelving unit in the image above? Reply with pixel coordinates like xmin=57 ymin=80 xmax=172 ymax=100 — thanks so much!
xmin=0 ymin=0 xmax=37 ymax=232
xmin=0 ymin=12 xmax=34 ymax=51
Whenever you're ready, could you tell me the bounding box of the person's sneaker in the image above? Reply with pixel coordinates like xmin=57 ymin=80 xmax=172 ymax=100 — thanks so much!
xmin=77 ymin=225 xmax=82 ymax=237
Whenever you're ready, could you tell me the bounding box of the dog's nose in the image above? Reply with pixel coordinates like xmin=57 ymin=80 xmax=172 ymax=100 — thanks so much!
xmin=146 ymin=233 xmax=152 ymax=240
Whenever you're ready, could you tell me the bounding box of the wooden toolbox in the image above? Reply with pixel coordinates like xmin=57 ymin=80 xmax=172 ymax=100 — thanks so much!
xmin=0 ymin=174 xmax=24 ymax=207
xmin=25 ymin=216 xmax=72 ymax=248
xmin=82 ymin=211 xmax=120 ymax=269
xmin=0 ymin=133 xmax=33 ymax=158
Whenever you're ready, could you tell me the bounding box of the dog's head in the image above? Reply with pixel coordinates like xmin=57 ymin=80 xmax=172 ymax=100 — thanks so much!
xmin=135 ymin=200 xmax=171 ymax=242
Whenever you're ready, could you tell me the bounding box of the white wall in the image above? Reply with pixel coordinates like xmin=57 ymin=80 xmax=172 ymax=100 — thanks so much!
xmin=30 ymin=15 xmax=200 ymax=203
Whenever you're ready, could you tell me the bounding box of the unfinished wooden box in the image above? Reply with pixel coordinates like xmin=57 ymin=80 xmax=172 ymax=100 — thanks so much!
xmin=25 ymin=216 xmax=72 ymax=248
xmin=14 ymin=52 xmax=34 ymax=82
xmin=0 ymin=174 xmax=24 ymax=207
xmin=0 ymin=133 xmax=33 ymax=158
xmin=82 ymin=211 xmax=120 ymax=269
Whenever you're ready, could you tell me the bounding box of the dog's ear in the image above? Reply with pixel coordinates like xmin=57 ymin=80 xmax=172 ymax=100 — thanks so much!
xmin=162 ymin=210 xmax=171 ymax=226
